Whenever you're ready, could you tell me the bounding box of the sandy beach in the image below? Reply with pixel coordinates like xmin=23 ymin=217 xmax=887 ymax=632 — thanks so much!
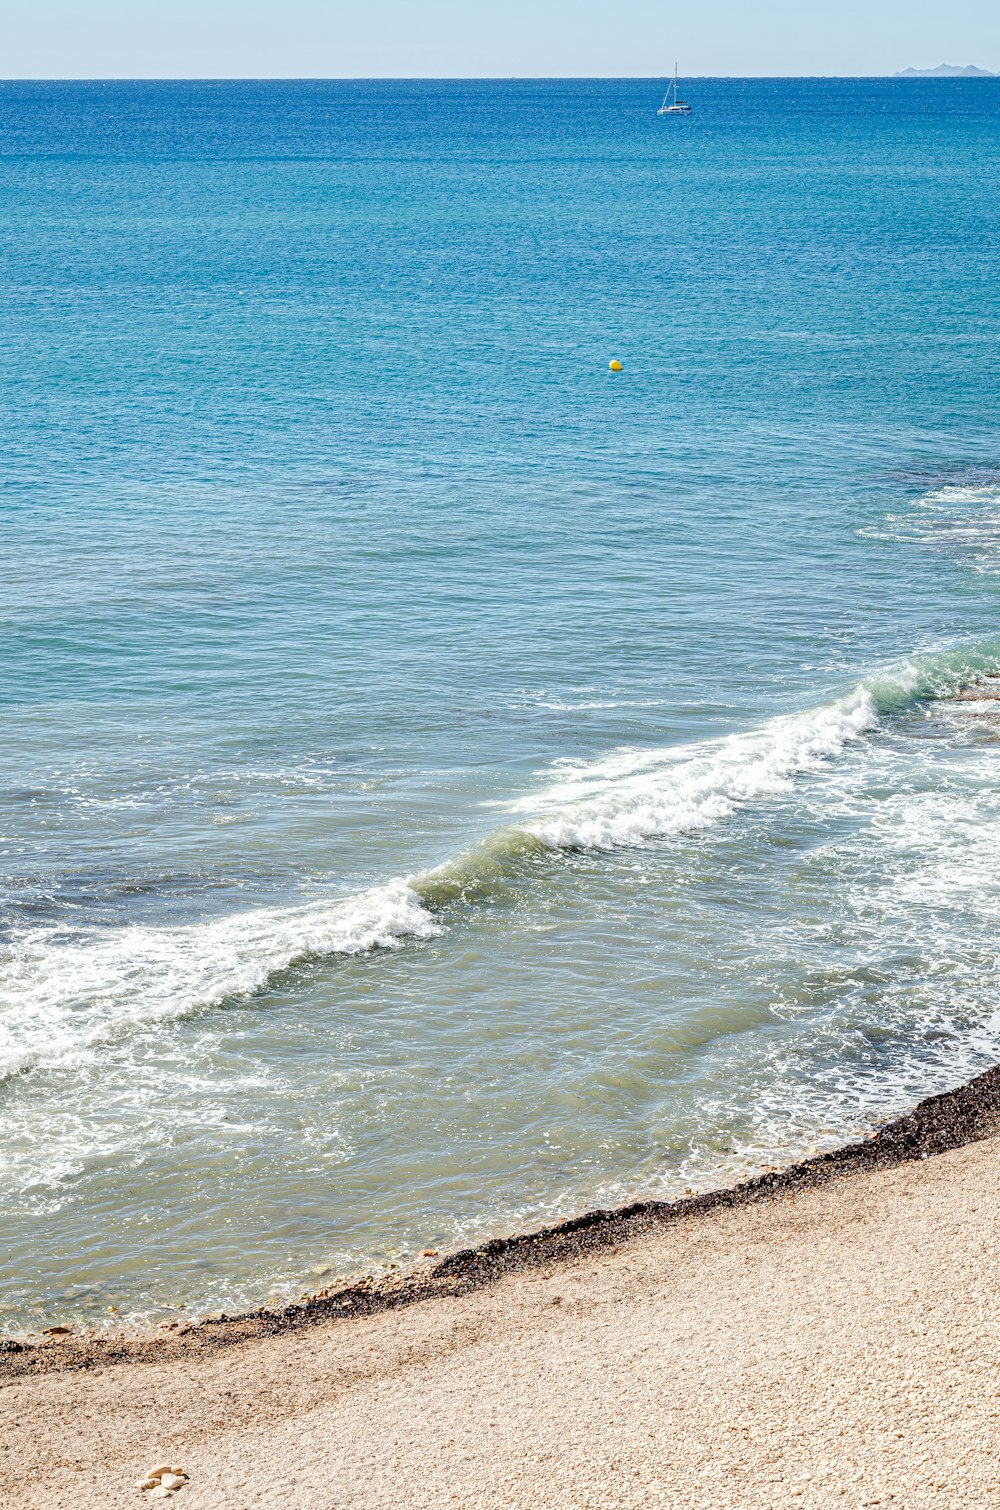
xmin=3 ymin=1071 xmax=1000 ymax=1509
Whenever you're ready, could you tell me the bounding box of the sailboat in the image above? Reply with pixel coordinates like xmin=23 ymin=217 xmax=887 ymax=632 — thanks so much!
xmin=658 ymin=64 xmax=692 ymax=115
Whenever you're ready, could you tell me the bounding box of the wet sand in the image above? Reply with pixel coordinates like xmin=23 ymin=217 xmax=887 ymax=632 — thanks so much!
xmin=3 ymin=1068 xmax=1000 ymax=1508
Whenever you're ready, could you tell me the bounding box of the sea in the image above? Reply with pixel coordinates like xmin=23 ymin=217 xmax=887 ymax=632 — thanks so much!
xmin=2 ymin=76 xmax=1000 ymax=1332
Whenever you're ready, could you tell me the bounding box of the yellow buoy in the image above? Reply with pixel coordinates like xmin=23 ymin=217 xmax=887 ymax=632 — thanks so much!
xmin=609 ymin=359 xmax=623 ymax=372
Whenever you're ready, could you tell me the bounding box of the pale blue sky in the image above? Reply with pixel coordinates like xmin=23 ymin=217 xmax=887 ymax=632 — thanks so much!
xmin=4 ymin=0 xmax=998 ymax=79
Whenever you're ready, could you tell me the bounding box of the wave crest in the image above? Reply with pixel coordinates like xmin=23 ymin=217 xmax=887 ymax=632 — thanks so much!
xmin=0 ymin=880 xmax=438 ymax=1081
xmin=6 ymin=639 xmax=1000 ymax=1080
xmin=513 ymin=688 xmax=878 ymax=850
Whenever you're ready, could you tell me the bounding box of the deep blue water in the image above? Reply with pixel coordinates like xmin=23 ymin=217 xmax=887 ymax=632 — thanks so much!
xmin=2 ymin=78 xmax=1000 ymax=1330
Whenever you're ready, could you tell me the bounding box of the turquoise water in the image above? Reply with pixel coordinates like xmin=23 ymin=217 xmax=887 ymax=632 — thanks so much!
xmin=2 ymin=78 xmax=1000 ymax=1331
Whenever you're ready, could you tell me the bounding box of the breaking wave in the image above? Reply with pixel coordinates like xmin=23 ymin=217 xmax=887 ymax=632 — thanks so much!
xmin=1 ymin=880 xmax=439 ymax=1081
xmin=4 ymin=639 xmax=1000 ymax=1081
xmin=511 ymin=686 xmax=878 ymax=849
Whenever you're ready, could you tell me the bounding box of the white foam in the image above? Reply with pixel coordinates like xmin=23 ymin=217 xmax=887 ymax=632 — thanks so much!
xmin=861 ymin=484 xmax=1000 ymax=573
xmin=510 ymin=687 xmax=879 ymax=850
xmin=515 ymin=694 xmax=667 ymax=712
xmin=918 ymin=483 xmax=1000 ymax=507
xmin=0 ymin=672 xmax=948 ymax=1081
xmin=0 ymin=880 xmax=439 ymax=1080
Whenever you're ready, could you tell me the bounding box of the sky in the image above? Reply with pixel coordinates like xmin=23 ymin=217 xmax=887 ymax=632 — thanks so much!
xmin=3 ymin=0 xmax=998 ymax=79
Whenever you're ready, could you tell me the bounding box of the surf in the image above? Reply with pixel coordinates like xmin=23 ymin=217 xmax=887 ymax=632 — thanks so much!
xmin=5 ymin=640 xmax=999 ymax=1084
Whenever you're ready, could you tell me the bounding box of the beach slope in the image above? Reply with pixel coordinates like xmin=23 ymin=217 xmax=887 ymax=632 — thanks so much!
xmin=3 ymin=1092 xmax=1000 ymax=1509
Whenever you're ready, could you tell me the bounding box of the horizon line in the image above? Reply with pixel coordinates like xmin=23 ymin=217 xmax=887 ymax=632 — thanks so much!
xmin=2 ymin=72 xmax=998 ymax=83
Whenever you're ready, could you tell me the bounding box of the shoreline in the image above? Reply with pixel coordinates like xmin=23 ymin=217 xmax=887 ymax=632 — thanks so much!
xmin=6 ymin=1064 xmax=1000 ymax=1508
xmin=6 ymin=1056 xmax=1000 ymax=1380
xmin=4 ymin=684 xmax=998 ymax=1377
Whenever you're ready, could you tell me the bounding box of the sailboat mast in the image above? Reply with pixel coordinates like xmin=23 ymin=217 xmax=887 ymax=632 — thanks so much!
xmin=658 ymin=58 xmax=691 ymax=114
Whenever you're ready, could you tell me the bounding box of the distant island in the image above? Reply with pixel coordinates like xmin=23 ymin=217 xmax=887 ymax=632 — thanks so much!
xmin=895 ymin=64 xmax=995 ymax=77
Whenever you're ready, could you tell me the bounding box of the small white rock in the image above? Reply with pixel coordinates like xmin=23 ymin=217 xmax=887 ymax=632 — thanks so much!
xmin=159 ymin=1475 xmax=185 ymax=1490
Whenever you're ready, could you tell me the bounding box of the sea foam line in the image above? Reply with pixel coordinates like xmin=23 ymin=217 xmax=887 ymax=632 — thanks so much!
xmin=0 ymin=880 xmax=439 ymax=1081
xmin=511 ymin=686 xmax=878 ymax=850
xmin=5 ymin=650 xmax=998 ymax=1081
